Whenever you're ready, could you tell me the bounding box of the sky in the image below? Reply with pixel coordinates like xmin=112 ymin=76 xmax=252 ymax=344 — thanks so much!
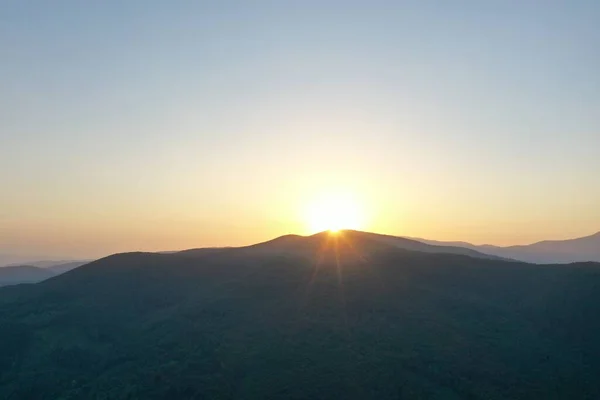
xmin=1 ymin=1 xmax=599 ymax=260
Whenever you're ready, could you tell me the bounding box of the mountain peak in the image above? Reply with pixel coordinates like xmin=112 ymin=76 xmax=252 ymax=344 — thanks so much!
xmin=241 ymin=230 xmax=504 ymax=262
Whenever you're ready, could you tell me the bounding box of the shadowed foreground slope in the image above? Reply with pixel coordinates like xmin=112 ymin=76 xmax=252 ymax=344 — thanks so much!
xmin=0 ymin=231 xmax=599 ymax=399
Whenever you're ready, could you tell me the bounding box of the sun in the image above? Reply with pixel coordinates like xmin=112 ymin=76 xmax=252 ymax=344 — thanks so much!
xmin=305 ymin=192 xmax=364 ymax=234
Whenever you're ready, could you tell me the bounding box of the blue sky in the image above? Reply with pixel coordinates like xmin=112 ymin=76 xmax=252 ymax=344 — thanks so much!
xmin=1 ymin=1 xmax=599 ymax=258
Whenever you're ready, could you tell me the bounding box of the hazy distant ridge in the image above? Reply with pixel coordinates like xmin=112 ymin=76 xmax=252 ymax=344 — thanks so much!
xmin=408 ymin=231 xmax=600 ymax=263
xmin=0 ymin=260 xmax=88 ymax=287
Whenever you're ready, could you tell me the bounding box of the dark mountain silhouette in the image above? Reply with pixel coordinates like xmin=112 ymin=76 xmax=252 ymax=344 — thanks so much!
xmin=410 ymin=231 xmax=600 ymax=263
xmin=0 ymin=265 xmax=55 ymax=287
xmin=0 ymin=230 xmax=599 ymax=399
xmin=179 ymin=230 xmax=505 ymax=261
xmin=346 ymin=230 xmax=508 ymax=260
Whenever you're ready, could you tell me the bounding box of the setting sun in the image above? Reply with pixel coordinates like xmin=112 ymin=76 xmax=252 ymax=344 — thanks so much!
xmin=305 ymin=192 xmax=365 ymax=233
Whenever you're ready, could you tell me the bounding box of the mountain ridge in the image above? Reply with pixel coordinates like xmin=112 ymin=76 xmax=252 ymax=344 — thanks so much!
xmin=0 ymin=265 xmax=55 ymax=287
xmin=0 ymin=261 xmax=89 ymax=287
xmin=178 ymin=230 xmax=506 ymax=262
xmin=0 ymin=230 xmax=598 ymax=398
xmin=408 ymin=230 xmax=600 ymax=263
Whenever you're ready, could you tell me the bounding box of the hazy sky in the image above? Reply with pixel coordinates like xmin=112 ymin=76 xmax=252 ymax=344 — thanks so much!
xmin=1 ymin=1 xmax=599 ymax=259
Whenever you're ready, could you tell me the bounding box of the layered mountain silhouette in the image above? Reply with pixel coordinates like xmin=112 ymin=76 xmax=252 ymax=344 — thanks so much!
xmin=410 ymin=231 xmax=600 ymax=263
xmin=0 ymin=265 xmax=55 ymax=287
xmin=0 ymin=261 xmax=88 ymax=287
xmin=46 ymin=261 xmax=88 ymax=274
xmin=0 ymin=254 xmax=27 ymax=267
xmin=179 ymin=230 xmax=506 ymax=261
xmin=0 ymin=230 xmax=599 ymax=399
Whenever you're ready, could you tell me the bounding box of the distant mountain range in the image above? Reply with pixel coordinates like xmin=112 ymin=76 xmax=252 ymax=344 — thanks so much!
xmin=0 ymin=265 xmax=56 ymax=287
xmin=1 ymin=230 xmax=599 ymax=398
xmin=3 ymin=229 xmax=597 ymax=288
xmin=408 ymin=231 xmax=600 ymax=264
xmin=0 ymin=261 xmax=88 ymax=287
xmin=2 ymin=229 xmax=597 ymax=286
xmin=0 ymin=254 xmax=27 ymax=267
xmin=0 ymin=254 xmax=78 ymax=268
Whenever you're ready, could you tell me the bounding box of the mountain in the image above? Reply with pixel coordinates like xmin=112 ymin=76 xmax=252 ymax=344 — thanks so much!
xmin=411 ymin=231 xmax=600 ymax=263
xmin=0 ymin=254 xmax=29 ymax=267
xmin=0 ymin=230 xmax=599 ymax=399
xmin=0 ymin=261 xmax=88 ymax=287
xmin=4 ymin=259 xmax=90 ymax=268
xmin=0 ymin=265 xmax=56 ymax=287
xmin=0 ymin=254 xmax=84 ymax=268
xmin=346 ymin=230 xmax=508 ymax=260
xmin=179 ymin=230 xmax=505 ymax=261
xmin=46 ymin=261 xmax=88 ymax=274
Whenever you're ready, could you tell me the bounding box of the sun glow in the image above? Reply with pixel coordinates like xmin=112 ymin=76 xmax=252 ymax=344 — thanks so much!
xmin=305 ymin=191 xmax=365 ymax=233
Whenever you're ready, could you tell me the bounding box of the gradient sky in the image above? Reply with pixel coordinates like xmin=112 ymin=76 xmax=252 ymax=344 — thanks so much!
xmin=1 ymin=1 xmax=599 ymax=259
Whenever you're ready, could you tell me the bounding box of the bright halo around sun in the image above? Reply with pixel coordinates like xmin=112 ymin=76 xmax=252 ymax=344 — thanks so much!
xmin=305 ymin=191 xmax=364 ymax=234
